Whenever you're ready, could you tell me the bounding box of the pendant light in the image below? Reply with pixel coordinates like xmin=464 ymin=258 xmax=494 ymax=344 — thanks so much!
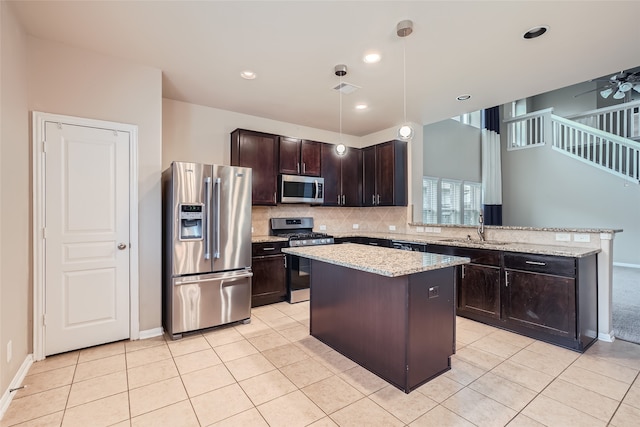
xmin=335 ymin=64 xmax=347 ymax=156
xmin=397 ymin=20 xmax=414 ymax=142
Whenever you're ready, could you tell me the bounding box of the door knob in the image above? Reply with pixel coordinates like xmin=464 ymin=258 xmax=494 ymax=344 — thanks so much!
xmin=118 ymin=243 xmax=127 ymax=250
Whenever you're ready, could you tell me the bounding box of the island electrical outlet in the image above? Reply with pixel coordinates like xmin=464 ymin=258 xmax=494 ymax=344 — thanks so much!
xmin=428 ymin=286 xmax=439 ymax=298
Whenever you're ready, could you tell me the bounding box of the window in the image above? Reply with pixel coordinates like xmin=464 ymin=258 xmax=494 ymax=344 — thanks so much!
xmin=423 ymin=177 xmax=482 ymax=225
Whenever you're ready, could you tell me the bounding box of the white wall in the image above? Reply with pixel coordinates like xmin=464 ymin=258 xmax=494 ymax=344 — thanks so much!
xmin=162 ymin=99 xmax=362 ymax=170
xmin=423 ymin=119 xmax=481 ymax=182
xmin=502 ymin=142 xmax=639 ymax=265
xmin=0 ymin=0 xmax=29 ymax=395
xmin=28 ymin=37 xmax=163 ymax=331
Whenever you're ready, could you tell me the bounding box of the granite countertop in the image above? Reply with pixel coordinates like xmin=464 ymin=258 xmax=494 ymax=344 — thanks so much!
xmin=282 ymin=243 xmax=470 ymax=277
xmin=407 ymin=223 xmax=623 ymax=234
xmin=332 ymin=232 xmax=601 ymax=258
xmin=252 ymin=235 xmax=288 ymax=243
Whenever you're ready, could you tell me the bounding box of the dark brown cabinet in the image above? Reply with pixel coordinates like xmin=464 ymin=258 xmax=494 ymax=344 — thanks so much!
xmin=427 ymin=245 xmax=501 ymax=320
xmin=426 ymin=244 xmax=597 ymax=352
xmin=231 ymin=129 xmax=278 ymax=205
xmin=503 ymin=252 xmax=597 ymax=351
xmin=251 ymin=242 xmax=287 ymax=307
xmin=321 ymin=143 xmax=362 ymax=206
xmin=279 ymin=137 xmax=321 ymax=176
xmin=363 ymin=140 xmax=407 ymax=207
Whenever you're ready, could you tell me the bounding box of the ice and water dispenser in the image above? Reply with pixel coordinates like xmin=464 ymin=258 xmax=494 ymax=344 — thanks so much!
xmin=179 ymin=204 xmax=203 ymax=240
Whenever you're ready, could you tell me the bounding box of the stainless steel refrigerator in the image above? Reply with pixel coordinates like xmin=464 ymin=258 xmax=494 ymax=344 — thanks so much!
xmin=162 ymin=161 xmax=252 ymax=339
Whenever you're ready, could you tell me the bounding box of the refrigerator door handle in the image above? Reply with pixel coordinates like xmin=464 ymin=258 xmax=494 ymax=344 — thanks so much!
xmin=174 ymin=270 xmax=253 ymax=286
xmin=214 ymin=177 xmax=221 ymax=259
xmin=204 ymin=177 xmax=212 ymax=260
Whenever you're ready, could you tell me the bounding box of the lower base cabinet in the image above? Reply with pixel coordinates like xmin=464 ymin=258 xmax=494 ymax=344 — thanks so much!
xmin=426 ymin=244 xmax=598 ymax=352
xmin=251 ymin=242 xmax=287 ymax=307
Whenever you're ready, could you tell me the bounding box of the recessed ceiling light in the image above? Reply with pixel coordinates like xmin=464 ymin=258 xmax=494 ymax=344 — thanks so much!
xmin=363 ymin=52 xmax=381 ymax=64
xmin=240 ymin=70 xmax=257 ymax=80
xmin=355 ymin=103 xmax=368 ymax=110
xmin=457 ymin=94 xmax=471 ymax=101
xmin=523 ymin=25 xmax=549 ymax=39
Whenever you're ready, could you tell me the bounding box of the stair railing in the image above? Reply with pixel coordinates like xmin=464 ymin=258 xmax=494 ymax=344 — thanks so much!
xmin=565 ymin=100 xmax=640 ymax=140
xmin=551 ymin=115 xmax=640 ymax=182
xmin=504 ymin=108 xmax=553 ymax=150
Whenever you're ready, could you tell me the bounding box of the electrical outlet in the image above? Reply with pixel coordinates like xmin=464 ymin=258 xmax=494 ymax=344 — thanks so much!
xmin=573 ymin=233 xmax=591 ymax=243
xmin=388 ymin=225 xmax=396 ymax=231
xmin=428 ymin=286 xmax=439 ymax=298
xmin=352 ymin=224 xmax=359 ymax=229
xmin=251 ymin=227 xmax=254 ymax=233
xmin=555 ymin=233 xmax=571 ymax=242
xmin=416 ymin=226 xmax=424 ymax=232
xmin=7 ymin=340 xmax=12 ymax=363
xmin=319 ymin=225 xmax=327 ymax=231
xmin=424 ymin=227 xmax=433 ymax=233
xmin=432 ymin=227 xmax=442 ymax=233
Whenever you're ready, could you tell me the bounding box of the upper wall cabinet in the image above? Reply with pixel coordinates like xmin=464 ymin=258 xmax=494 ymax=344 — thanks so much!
xmin=363 ymin=140 xmax=407 ymax=207
xmin=321 ymin=143 xmax=362 ymax=207
xmin=231 ymin=129 xmax=278 ymax=205
xmin=279 ymin=137 xmax=321 ymax=176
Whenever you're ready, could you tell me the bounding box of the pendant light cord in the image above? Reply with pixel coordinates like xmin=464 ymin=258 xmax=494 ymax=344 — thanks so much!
xmin=403 ymin=36 xmax=407 ymax=124
xmin=339 ymin=73 xmax=343 ymax=141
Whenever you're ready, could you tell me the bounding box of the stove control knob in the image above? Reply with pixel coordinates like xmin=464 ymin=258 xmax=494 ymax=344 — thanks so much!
xmin=302 ymin=240 xmax=307 ymax=245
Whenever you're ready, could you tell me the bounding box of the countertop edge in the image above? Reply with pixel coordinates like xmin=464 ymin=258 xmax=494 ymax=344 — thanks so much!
xmin=282 ymin=244 xmax=470 ymax=277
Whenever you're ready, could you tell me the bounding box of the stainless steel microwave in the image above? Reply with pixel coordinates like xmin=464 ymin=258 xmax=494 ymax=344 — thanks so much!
xmin=279 ymin=174 xmax=324 ymax=204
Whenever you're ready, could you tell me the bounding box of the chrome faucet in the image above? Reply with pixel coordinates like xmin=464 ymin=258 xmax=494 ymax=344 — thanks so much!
xmin=477 ymin=213 xmax=485 ymax=241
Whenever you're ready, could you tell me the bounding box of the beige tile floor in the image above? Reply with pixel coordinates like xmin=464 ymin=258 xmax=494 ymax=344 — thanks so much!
xmin=2 ymin=301 xmax=640 ymax=427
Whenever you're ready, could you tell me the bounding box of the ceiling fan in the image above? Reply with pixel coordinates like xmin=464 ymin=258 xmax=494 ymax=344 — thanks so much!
xmin=575 ymin=70 xmax=640 ymax=100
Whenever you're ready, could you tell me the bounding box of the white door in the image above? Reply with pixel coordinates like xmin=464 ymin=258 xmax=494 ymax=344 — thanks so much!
xmin=44 ymin=121 xmax=130 ymax=356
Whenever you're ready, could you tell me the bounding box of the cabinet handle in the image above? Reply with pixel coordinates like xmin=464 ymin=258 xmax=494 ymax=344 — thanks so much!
xmin=505 ymin=271 xmax=509 ymax=287
xmin=342 ymin=195 xmax=346 ymax=205
xmin=338 ymin=194 xmax=341 ymax=205
xmin=284 ymin=256 xmax=287 ymax=268
xmin=303 ymin=162 xmax=306 ymax=173
xmin=461 ymin=265 xmax=465 ymax=279
xmin=274 ymin=192 xmax=277 ymax=203
xmin=297 ymin=162 xmax=300 ymax=174
xmin=372 ymin=195 xmax=375 ymax=205
xmin=377 ymin=194 xmax=380 ymax=205
xmin=525 ymin=261 xmax=546 ymax=266
xmin=262 ymin=247 xmax=276 ymax=251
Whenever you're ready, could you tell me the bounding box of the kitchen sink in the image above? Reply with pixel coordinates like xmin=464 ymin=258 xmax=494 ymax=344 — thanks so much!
xmin=438 ymin=238 xmax=510 ymax=246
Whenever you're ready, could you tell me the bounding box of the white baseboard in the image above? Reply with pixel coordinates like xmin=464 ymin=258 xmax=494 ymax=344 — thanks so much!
xmin=613 ymin=262 xmax=640 ymax=269
xmin=0 ymin=354 xmax=33 ymax=420
xmin=598 ymin=332 xmax=615 ymax=342
xmin=138 ymin=327 xmax=164 ymax=340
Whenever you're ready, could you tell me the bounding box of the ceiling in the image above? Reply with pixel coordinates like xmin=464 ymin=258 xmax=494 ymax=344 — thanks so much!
xmin=9 ymin=1 xmax=640 ymax=137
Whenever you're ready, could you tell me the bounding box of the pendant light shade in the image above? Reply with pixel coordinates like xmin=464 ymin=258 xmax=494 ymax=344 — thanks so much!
xmin=397 ymin=20 xmax=414 ymax=142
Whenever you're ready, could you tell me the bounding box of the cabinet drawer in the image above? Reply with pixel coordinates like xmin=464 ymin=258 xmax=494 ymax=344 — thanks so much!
xmin=252 ymin=241 xmax=287 ymax=257
xmin=504 ymin=252 xmax=575 ymax=277
xmin=427 ymin=244 xmax=500 ymax=266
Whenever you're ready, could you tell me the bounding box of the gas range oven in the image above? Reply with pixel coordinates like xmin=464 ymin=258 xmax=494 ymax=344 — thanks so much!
xmin=270 ymin=217 xmax=334 ymax=303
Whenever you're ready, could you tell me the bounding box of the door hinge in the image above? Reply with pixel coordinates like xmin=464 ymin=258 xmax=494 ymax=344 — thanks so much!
xmin=42 ymin=228 xmax=47 ymax=239
xmin=42 ymin=140 xmax=46 ymax=153
xmin=42 ymin=314 xmax=47 ymax=326
xmin=406 ymin=364 xmax=409 ymax=372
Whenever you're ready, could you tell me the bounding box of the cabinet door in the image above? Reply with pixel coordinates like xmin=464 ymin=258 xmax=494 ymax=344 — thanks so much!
xmin=458 ymin=264 xmax=501 ymax=319
xmin=341 ymin=147 xmax=362 ymax=206
xmin=279 ymin=136 xmax=301 ymax=174
xmin=301 ymin=140 xmax=321 ymax=176
xmin=376 ymin=141 xmax=396 ymax=206
xmin=321 ymin=143 xmax=341 ymax=206
xmin=504 ymin=270 xmax=576 ymax=338
xmin=251 ymin=255 xmax=286 ymax=307
xmin=231 ymin=130 xmax=278 ymax=205
xmin=362 ymin=146 xmax=377 ymax=206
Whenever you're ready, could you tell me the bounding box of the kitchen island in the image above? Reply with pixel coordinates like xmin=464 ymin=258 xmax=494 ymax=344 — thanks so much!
xmin=282 ymin=243 xmax=470 ymax=393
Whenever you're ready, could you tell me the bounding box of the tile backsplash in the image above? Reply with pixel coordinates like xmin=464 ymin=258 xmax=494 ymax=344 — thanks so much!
xmin=252 ymin=206 xmax=408 ymax=235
